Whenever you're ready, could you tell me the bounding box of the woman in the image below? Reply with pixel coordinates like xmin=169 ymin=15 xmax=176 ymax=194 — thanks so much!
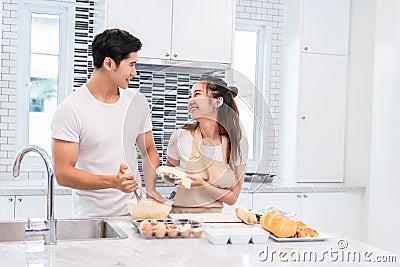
xmin=166 ymin=76 xmax=248 ymax=213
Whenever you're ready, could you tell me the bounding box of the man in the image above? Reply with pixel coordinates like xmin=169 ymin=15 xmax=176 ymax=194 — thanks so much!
xmin=51 ymin=29 xmax=163 ymax=218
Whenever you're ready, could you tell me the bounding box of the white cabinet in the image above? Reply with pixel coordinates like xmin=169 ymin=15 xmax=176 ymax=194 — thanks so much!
xmin=296 ymin=53 xmax=347 ymax=182
xmin=301 ymin=0 xmax=351 ymax=55
xmin=283 ymin=0 xmax=351 ymax=183
xmin=0 ymin=196 xmax=15 ymax=220
xmin=55 ymin=194 xmax=73 ymax=219
xmin=299 ymin=192 xmax=347 ymax=234
xmin=170 ymin=0 xmax=234 ymax=63
xmin=252 ymin=192 xmax=301 ymax=217
xmin=106 ymin=0 xmax=171 ymax=60
xmin=253 ymin=192 xmax=348 ymax=234
xmin=0 ymin=194 xmax=73 ymax=220
xmin=222 ymin=192 xmax=252 ymax=214
xmin=106 ymin=0 xmax=234 ymax=63
xmin=15 ymin=195 xmax=46 ymax=220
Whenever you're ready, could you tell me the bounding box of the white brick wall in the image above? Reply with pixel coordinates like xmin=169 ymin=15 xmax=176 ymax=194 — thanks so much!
xmin=0 ymin=0 xmax=17 ymax=180
xmin=236 ymin=0 xmax=284 ymax=175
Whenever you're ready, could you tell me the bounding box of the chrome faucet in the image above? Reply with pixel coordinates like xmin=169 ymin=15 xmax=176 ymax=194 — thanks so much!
xmin=12 ymin=145 xmax=57 ymax=245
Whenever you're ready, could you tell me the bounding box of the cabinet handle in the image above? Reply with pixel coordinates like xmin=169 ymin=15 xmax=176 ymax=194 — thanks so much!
xmin=297 ymin=194 xmax=302 ymax=198
xmin=17 ymin=198 xmax=22 ymax=202
xmin=303 ymin=194 xmax=308 ymax=198
xmin=173 ymin=53 xmax=178 ymax=58
xmin=304 ymin=46 xmax=308 ymax=51
xmin=8 ymin=197 xmax=13 ymax=202
xmin=301 ymin=116 xmax=306 ymax=120
xmin=165 ymin=53 xmax=169 ymax=57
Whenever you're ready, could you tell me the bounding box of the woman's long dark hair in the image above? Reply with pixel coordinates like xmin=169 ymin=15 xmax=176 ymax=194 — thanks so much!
xmin=183 ymin=76 xmax=242 ymax=164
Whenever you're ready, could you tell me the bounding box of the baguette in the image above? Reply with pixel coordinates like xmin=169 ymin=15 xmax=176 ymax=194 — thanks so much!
xmin=260 ymin=211 xmax=297 ymax=238
xmin=235 ymin=207 xmax=257 ymax=225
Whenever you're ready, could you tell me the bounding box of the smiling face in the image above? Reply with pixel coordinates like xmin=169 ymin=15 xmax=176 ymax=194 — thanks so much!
xmin=111 ymin=52 xmax=138 ymax=89
xmin=188 ymin=82 xmax=219 ymax=121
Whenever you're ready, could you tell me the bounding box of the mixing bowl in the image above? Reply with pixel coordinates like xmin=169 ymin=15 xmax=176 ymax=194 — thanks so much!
xmin=127 ymin=199 xmax=172 ymax=219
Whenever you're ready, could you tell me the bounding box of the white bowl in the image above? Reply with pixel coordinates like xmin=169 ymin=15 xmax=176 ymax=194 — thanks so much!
xmin=228 ymin=228 xmax=252 ymax=245
xmin=250 ymin=228 xmax=270 ymax=244
xmin=204 ymin=229 xmax=230 ymax=245
xmin=127 ymin=199 xmax=171 ymax=219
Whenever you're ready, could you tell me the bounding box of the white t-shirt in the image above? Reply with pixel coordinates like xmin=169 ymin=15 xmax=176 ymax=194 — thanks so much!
xmin=166 ymin=128 xmax=248 ymax=169
xmin=51 ymin=85 xmax=152 ymax=218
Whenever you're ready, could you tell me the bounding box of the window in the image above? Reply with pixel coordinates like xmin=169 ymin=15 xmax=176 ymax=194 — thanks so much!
xmin=16 ymin=1 xmax=74 ymax=162
xmin=233 ymin=21 xmax=272 ymax=172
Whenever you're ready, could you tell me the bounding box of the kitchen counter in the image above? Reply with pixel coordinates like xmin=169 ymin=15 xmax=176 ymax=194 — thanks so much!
xmin=242 ymin=180 xmax=365 ymax=193
xmin=0 ymin=216 xmax=397 ymax=267
xmin=0 ymin=180 xmax=71 ymax=195
xmin=0 ymin=179 xmax=365 ymax=195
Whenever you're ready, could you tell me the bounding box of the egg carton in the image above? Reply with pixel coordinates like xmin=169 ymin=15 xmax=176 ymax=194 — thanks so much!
xmin=132 ymin=219 xmax=203 ymax=239
xmin=204 ymin=227 xmax=270 ymax=245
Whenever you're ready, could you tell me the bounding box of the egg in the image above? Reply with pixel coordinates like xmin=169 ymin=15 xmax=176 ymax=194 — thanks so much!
xmin=139 ymin=220 xmax=154 ymax=239
xmin=154 ymin=223 xmax=167 ymax=238
xmin=140 ymin=220 xmax=153 ymax=231
xmin=167 ymin=224 xmax=179 ymax=238
xmin=191 ymin=226 xmax=203 ymax=237
xmin=178 ymin=223 xmax=191 ymax=237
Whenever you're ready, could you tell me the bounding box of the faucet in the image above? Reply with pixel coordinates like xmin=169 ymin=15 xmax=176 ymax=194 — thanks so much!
xmin=12 ymin=145 xmax=57 ymax=245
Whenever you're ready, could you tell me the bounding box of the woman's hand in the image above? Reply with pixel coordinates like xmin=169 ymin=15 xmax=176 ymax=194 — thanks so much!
xmin=159 ymin=172 xmax=177 ymax=185
xmin=186 ymin=173 xmax=207 ymax=187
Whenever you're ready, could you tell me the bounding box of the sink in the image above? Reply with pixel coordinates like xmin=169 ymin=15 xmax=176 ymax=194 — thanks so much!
xmin=0 ymin=219 xmax=128 ymax=242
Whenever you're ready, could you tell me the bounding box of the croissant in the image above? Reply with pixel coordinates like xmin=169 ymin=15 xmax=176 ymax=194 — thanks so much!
xmin=297 ymin=227 xmax=319 ymax=238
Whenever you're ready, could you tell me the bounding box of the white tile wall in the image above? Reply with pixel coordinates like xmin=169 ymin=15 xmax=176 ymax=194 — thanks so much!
xmin=0 ymin=0 xmax=17 ymax=179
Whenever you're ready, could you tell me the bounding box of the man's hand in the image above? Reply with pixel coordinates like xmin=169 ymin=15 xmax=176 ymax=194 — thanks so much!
xmin=117 ymin=164 xmax=139 ymax=193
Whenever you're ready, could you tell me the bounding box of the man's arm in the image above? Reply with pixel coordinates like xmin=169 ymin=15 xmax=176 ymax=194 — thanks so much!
xmin=52 ymin=138 xmax=138 ymax=192
xmin=136 ymin=131 xmax=164 ymax=201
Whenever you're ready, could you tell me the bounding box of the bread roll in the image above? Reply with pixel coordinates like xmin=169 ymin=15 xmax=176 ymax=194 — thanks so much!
xmin=260 ymin=211 xmax=297 ymax=238
xmin=235 ymin=207 xmax=257 ymax=225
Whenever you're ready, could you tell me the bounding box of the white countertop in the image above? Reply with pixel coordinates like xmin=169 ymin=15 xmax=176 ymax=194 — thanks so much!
xmin=0 ymin=217 xmax=397 ymax=267
xmin=0 ymin=179 xmax=365 ymax=196
xmin=0 ymin=180 xmax=72 ymax=195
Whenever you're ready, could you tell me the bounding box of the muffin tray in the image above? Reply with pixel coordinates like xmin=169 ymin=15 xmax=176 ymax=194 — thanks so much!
xmin=132 ymin=219 xmax=204 ymax=239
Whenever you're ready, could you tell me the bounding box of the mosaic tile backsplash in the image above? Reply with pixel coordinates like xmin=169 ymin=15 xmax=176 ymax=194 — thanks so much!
xmin=130 ymin=66 xmax=225 ymax=186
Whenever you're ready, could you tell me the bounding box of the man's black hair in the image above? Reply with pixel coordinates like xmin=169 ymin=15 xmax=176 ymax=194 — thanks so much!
xmin=91 ymin=28 xmax=142 ymax=69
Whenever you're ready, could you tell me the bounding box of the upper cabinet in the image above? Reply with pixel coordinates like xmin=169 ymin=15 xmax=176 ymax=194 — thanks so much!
xmin=106 ymin=0 xmax=234 ymax=64
xmin=106 ymin=0 xmax=172 ymax=61
xmin=300 ymin=0 xmax=351 ymax=55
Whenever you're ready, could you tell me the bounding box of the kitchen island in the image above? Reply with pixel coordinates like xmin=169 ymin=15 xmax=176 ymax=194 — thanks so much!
xmin=0 ymin=216 xmax=398 ymax=267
